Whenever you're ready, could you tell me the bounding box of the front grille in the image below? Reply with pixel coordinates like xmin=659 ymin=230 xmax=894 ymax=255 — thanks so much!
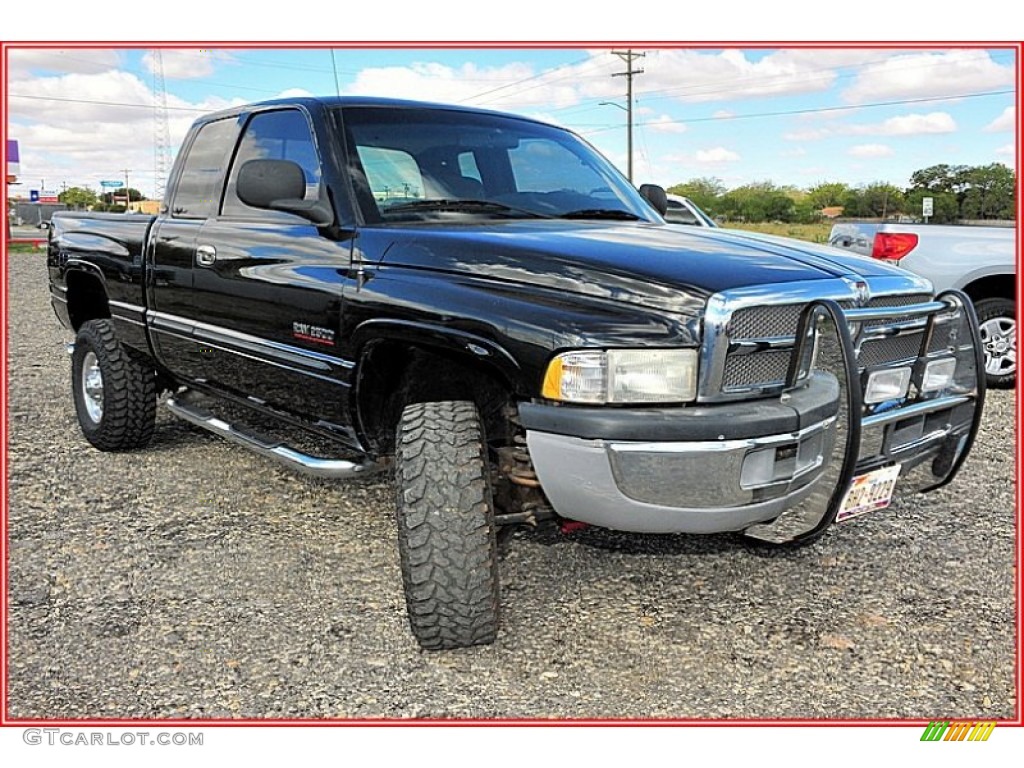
xmin=858 ymin=332 xmax=925 ymax=368
xmin=713 ymin=289 xmax=950 ymax=397
xmin=723 ymin=350 xmax=791 ymax=388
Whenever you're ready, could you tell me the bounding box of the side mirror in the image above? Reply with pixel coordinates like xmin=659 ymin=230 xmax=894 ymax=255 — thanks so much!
xmin=236 ymin=159 xmax=334 ymax=227
xmin=638 ymin=183 xmax=668 ymax=216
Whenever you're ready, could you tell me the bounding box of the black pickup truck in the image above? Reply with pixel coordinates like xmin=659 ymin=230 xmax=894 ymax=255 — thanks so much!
xmin=49 ymin=96 xmax=985 ymax=650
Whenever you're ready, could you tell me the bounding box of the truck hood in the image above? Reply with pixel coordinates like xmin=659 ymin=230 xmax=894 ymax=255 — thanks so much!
xmin=376 ymin=220 xmax=921 ymax=314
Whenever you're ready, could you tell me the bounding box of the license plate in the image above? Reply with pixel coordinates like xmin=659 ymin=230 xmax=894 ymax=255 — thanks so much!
xmin=837 ymin=464 xmax=901 ymax=523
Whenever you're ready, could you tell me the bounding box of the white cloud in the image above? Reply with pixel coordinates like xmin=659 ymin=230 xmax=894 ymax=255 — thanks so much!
xmin=9 ymin=69 xmax=245 ymax=198
xmin=784 ymin=112 xmax=956 ymax=141
xmin=8 ymin=49 xmax=121 ymax=79
xmin=783 ymin=128 xmax=828 ymax=141
xmin=141 ymin=50 xmax=232 ymax=80
xmin=713 ymin=109 xmax=735 ymax=119
xmin=995 ymin=143 xmax=1015 ymax=158
xmin=276 ymin=87 xmax=315 ymax=99
xmin=646 ymin=115 xmax=687 ymax=134
xmin=985 ymin=106 xmax=1015 ymax=132
xmin=780 ymin=147 xmax=807 ymax=157
xmin=694 ymin=147 xmax=741 ymax=164
xmin=848 ymin=143 xmax=894 ymax=158
xmin=637 ymin=49 xmax=889 ymax=104
xmin=347 ymin=60 xmax=598 ymax=110
xmin=842 ymin=50 xmax=1013 ymax=104
xmin=871 ymin=112 xmax=956 ymax=135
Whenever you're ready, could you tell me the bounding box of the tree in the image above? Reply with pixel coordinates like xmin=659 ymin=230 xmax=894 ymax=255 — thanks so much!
xmin=59 ymin=187 xmax=98 ymax=210
xmin=843 ymin=183 xmax=904 ymax=219
xmin=806 ymin=181 xmax=850 ymax=210
xmin=904 ymin=189 xmax=958 ymax=224
xmin=958 ymin=164 xmax=1015 ymax=220
xmin=667 ymin=177 xmax=725 ymax=216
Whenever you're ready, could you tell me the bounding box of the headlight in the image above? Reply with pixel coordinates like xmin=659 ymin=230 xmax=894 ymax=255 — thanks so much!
xmin=542 ymin=349 xmax=698 ymax=404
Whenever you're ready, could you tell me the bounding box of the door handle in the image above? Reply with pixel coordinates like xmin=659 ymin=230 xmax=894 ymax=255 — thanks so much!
xmin=196 ymin=245 xmax=217 ymax=267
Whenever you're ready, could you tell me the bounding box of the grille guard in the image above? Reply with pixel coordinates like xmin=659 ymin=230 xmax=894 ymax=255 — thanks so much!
xmin=743 ymin=290 xmax=985 ymax=545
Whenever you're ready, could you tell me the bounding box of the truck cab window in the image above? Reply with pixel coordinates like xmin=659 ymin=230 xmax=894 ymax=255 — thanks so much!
xmin=223 ymin=109 xmax=323 ymax=217
xmin=171 ymin=118 xmax=238 ymax=218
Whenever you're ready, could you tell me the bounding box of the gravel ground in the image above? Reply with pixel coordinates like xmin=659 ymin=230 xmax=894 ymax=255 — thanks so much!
xmin=6 ymin=252 xmax=1017 ymax=720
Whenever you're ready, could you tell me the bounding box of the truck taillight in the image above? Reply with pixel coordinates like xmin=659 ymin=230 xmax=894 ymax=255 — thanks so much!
xmin=871 ymin=232 xmax=919 ymax=262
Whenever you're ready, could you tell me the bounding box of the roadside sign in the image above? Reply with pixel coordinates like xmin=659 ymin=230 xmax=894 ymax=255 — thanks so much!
xmin=100 ymin=180 xmax=125 ymax=188
xmin=6 ymin=139 xmax=19 ymax=179
xmin=922 ymin=197 xmax=934 ymax=217
xmin=39 ymin=190 xmax=59 ymax=204
xmin=29 ymin=190 xmax=39 ymax=202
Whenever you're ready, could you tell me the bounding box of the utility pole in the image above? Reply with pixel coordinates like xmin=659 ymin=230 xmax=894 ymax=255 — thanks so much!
xmin=122 ymin=168 xmax=131 ymax=212
xmin=611 ymin=49 xmax=644 ymax=183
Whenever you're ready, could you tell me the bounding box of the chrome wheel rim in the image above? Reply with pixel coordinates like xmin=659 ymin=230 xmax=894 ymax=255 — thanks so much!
xmin=980 ymin=316 xmax=1016 ymax=377
xmin=81 ymin=351 xmax=104 ymax=423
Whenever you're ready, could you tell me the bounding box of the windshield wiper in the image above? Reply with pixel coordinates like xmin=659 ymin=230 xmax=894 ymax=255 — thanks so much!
xmin=382 ymin=199 xmax=552 ymax=219
xmin=558 ymin=208 xmax=642 ymax=221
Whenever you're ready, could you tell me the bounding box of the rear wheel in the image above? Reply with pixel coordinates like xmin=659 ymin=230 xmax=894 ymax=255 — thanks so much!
xmin=394 ymin=400 xmax=500 ymax=650
xmin=975 ymin=298 xmax=1015 ymax=389
xmin=71 ymin=319 xmax=157 ymax=451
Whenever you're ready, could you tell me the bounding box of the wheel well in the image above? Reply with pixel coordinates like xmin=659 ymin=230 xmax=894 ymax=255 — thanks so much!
xmin=356 ymin=342 xmax=514 ymax=455
xmin=962 ymin=274 xmax=1015 ymax=304
xmin=65 ymin=270 xmax=110 ymax=331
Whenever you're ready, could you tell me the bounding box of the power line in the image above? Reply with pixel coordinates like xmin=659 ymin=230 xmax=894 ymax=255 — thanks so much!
xmin=611 ymin=50 xmax=645 ymax=183
xmin=9 ymin=93 xmax=211 ymax=113
xmin=578 ymin=88 xmax=1016 ymax=135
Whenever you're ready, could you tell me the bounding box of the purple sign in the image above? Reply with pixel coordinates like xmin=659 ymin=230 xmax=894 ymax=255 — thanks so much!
xmin=7 ymin=139 xmax=20 ymax=178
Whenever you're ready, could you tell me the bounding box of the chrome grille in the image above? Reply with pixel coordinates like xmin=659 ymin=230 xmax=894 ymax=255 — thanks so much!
xmin=723 ymin=350 xmax=791 ymax=388
xmin=701 ymin=276 xmax=950 ymax=402
xmin=858 ymin=332 xmax=925 ymax=368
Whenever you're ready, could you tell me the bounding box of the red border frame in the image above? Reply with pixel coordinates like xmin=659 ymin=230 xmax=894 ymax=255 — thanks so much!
xmin=1 ymin=39 xmax=1021 ymax=729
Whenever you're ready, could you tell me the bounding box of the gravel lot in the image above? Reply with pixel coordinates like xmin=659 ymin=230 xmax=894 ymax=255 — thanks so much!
xmin=6 ymin=251 xmax=1017 ymax=720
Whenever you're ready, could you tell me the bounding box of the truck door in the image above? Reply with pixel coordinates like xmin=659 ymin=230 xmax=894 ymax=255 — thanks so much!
xmin=190 ymin=107 xmax=355 ymax=436
xmin=148 ymin=116 xmax=240 ymax=382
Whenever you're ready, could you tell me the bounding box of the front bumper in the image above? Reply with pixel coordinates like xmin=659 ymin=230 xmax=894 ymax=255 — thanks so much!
xmin=522 ymin=373 xmax=841 ymax=533
xmin=521 ymin=292 xmax=985 ymax=537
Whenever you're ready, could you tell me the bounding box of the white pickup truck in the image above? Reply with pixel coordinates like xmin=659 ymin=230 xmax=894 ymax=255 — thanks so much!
xmin=829 ymin=222 xmax=1016 ymax=388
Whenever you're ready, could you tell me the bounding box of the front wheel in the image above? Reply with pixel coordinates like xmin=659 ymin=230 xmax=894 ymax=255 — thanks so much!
xmin=975 ymin=297 xmax=1016 ymax=389
xmin=394 ymin=400 xmax=500 ymax=650
xmin=71 ymin=319 xmax=157 ymax=451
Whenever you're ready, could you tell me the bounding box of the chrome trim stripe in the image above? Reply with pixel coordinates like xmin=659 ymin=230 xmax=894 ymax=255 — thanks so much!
xmin=112 ymin=314 xmax=146 ymax=327
xmin=844 ymin=301 xmax=947 ymax=322
xmin=148 ymin=310 xmax=355 ymax=370
xmin=609 ymin=414 xmax=836 ymax=454
xmin=108 ymin=299 xmax=145 ymax=313
xmin=861 ymin=394 xmax=972 ymax=429
xmin=149 ymin=326 xmax=350 ymax=387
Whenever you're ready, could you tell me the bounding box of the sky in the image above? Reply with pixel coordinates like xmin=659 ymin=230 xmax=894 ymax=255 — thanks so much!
xmin=5 ymin=45 xmax=1018 ymax=200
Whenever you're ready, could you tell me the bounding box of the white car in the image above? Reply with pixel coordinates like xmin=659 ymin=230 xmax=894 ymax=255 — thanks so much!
xmin=664 ymin=194 xmax=717 ymax=227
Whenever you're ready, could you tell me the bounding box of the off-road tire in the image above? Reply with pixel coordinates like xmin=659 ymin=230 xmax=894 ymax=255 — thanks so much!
xmin=395 ymin=400 xmax=500 ymax=650
xmin=974 ymin=297 xmax=1016 ymax=389
xmin=71 ymin=319 xmax=157 ymax=451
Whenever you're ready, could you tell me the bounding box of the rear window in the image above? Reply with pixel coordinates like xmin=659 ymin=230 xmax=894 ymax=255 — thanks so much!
xmin=171 ymin=118 xmax=238 ymax=218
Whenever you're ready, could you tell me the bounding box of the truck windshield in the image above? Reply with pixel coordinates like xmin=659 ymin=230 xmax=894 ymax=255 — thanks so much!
xmin=338 ymin=106 xmax=659 ymax=224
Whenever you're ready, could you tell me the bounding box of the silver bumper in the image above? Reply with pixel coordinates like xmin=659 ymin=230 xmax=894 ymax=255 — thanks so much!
xmin=527 ymin=414 xmax=837 ymax=534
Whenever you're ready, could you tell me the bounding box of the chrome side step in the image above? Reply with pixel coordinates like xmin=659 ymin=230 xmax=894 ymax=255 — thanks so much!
xmin=166 ymin=394 xmax=380 ymax=480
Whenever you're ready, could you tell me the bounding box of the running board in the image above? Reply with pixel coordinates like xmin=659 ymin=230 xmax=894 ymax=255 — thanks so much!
xmin=166 ymin=395 xmax=380 ymax=480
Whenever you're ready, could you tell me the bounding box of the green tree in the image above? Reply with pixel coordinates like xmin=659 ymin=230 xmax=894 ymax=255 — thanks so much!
xmin=843 ymin=183 xmax=904 ymax=219
xmin=806 ymin=181 xmax=850 ymax=210
xmin=958 ymin=163 xmax=1015 ymax=220
xmin=904 ymin=189 xmax=959 ymax=224
xmin=58 ymin=186 xmax=98 ymax=210
xmin=720 ymin=181 xmax=795 ymax=222
xmin=667 ymin=177 xmax=725 ymax=215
